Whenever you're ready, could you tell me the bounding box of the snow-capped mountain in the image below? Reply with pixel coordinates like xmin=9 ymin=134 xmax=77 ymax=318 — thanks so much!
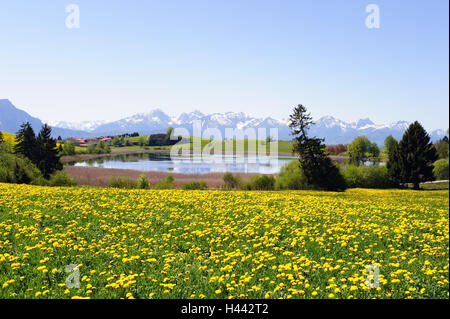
xmin=173 ymin=110 xmax=205 ymax=125
xmin=46 ymin=120 xmax=108 ymax=132
xmin=305 ymin=116 xmax=416 ymax=145
xmin=1 ymin=99 xmax=447 ymax=144
xmin=27 ymin=109 xmax=450 ymax=144
xmin=80 ymin=110 xmax=445 ymax=144
xmin=91 ymin=109 xmax=174 ymax=136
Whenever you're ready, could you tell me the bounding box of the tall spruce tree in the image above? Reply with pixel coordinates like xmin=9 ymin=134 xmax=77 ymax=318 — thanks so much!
xmin=289 ymin=104 xmax=346 ymax=191
xmin=36 ymin=124 xmax=62 ymax=179
xmin=0 ymin=131 xmax=4 ymax=144
xmin=388 ymin=121 xmax=437 ymax=190
xmin=386 ymin=139 xmax=401 ymax=187
xmin=14 ymin=122 xmax=37 ymax=162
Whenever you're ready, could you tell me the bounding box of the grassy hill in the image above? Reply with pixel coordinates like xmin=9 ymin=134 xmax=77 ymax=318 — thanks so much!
xmin=115 ymin=135 xmax=295 ymax=154
xmin=173 ymin=136 xmax=294 ymax=154
xmin=1 ymin=131 xmax=16 ymax=145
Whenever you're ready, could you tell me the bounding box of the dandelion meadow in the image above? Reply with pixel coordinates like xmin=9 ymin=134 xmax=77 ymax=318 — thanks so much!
xmin=0 ymin=183 xmax=448 ymax=299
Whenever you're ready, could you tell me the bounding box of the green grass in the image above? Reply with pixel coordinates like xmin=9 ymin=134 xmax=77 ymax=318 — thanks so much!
xmin=408 ymin=181 xmax=449 ymax=190
xmin=108 ymin=136 xmax=294 ymax=154
xmin=179 ymin=137 xmax=294 ymax=154
xmin=110 ymin=145 xmax=172 ymax=150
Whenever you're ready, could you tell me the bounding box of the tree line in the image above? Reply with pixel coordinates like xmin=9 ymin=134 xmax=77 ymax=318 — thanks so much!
xmin=289 ymin=104 xmax=446 ymax=191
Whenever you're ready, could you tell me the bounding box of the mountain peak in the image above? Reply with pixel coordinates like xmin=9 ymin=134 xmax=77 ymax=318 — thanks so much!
xmin=176 ymin=110 xmax=205 ymax=123
xmin=190 ymin=110 xmax=205 ymax=116
xmin=319 ymin=115 xmax=336 ymax=120
xmin=355 ymin=118 xmax=374 ymax=128
xmin=316 ymin=115 xmax=345 ymax=128
xmin=0 ymin=99 xmax=15 ymax=110
xmin=317 ymin=115 xmax=338 ymax=123
xmin=145 ymin=108 xmax=167 ymax=116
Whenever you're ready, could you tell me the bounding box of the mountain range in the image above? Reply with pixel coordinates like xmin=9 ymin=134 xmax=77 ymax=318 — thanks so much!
xmin=0 ymin=99 xmax=89 ymax=139
xmin=1 ymin=99 xmax=447 ymax=145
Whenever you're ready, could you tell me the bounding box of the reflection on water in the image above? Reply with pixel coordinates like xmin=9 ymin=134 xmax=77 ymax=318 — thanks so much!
xmin=70 ymin=153 xmax=298 ymax=174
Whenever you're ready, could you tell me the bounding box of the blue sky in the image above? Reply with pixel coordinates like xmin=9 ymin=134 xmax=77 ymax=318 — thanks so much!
xmin=0 ymin=0 xmax=448 ymax=130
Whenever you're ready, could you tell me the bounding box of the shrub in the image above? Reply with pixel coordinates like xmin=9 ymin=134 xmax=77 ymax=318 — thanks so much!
xmin=275 ymin=160 xmax=309 ymax=190
xmin=0 ymin=137 xmax=13 ymax=153
xmin=108 ymin=176 xmax=137 ymax=189
xmin=0 ymin=166 xmax=9 ymax=183
xmin=137 ymin=173 xmax=150 ymax=189
xmin=182 ymin=180 xmax=208 ymax=190
xmin=245 ymin=175 xmax=275 ymax=190
xmin=96 ymin=141 xmax=111 ymax=154
xmin=343 ymin=164 xmax=396 ymax=189
xmin=222 ymin=172 xmax=242 ymax=189
xmin=148 ymin=133 xmax=182 ymax=146
xmin=62 ymin=140 xmax=76 ymax=155
xmin=86 ymin=141 xmax=111 ymax=154
xmin=342 ymin=165 xmax=364 ymax=188
xmin=433 ymin=158 xmax=449 ymax=180
xmin=48 ymin=170 xmax=77 ymax=187
xmin=154 ymin=175 xmax=174 ymax=189
xmin=362 ymin=165 xmax=395 ymax=188
xmin=30 ymin=176 xmax=50 ymax=186
xmin=0 ymin=152 xmax=43 ymax=184
xmin=86 ymin=143 xmax=96 ymax=154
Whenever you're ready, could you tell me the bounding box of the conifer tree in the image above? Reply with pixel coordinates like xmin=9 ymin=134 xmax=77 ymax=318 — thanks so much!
xmin=289 ymin=104 xmax=346 ymax=191
xmin=36 ymin=124 xmax=62 ymax=179
xmin=14 ymin=122 xmax=37 ymax=162
xmin=386 ymin=139 xmax=401 ymax=187
xmin=388 ymin=121 xmax=437 ymax=190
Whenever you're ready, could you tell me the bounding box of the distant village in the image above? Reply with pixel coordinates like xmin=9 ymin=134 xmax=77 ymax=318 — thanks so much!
xmin=61 ymin=130 xmax=180 ymax=149
xmin=66 ymin=132 xmax=141 ymax=148
xmin=72 ymin=137 xmax=113 ymax=147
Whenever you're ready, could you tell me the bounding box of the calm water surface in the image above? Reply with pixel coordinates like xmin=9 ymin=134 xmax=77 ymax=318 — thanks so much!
xmin=70 ymin=153 xmax=298 ymax=174
xmin=69 ymin=153 xmax=383 ymax=174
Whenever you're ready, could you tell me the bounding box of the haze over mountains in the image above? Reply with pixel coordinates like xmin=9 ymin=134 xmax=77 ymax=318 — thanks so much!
xmin=1 ymin=99 xmax=447 ymax=145
xmin=0 ymin=99 xmax=88 ymax=138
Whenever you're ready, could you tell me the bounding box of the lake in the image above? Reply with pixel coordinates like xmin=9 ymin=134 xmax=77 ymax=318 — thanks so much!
xmin=69 ymin=153 xmax=299 ymax=174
